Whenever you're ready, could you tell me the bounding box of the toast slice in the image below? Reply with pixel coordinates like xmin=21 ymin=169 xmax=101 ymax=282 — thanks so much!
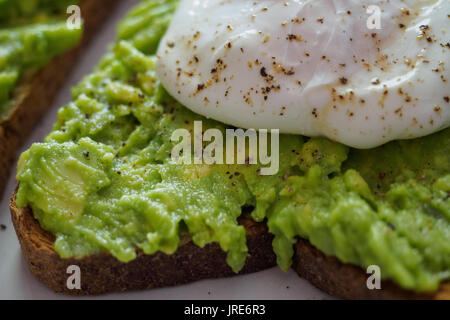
xmin=0 ymin=0 xmax=119 ymax=196
xmin=9 ymin=191 xmax=276 ymax=295
xmin=292 ymin=239 xmax=450 ymax=300
xmin=10 ymin=191 xmax=449 ymax=299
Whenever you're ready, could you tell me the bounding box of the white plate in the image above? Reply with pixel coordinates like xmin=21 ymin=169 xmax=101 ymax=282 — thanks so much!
xmin=0 ymin=0 xmax=331 ymax=300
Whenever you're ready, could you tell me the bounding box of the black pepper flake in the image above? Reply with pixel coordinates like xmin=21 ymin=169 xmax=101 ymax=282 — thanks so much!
xmin=260 ymin=67 xmax=268 ymax=77
xmin=388 ymin=222 xmax=396 ymax=230
xmin=167 ymin=42 xmax=175 ymax=48
xmin=339 ymin=77 xmax=348 ymax=85
xmin=83 ymin=151 xmax=90 ymax=158
xmin=0 ymin=224 xmax=6 ymax=231
xmin=286 ymin=34 xmax=298 ymax=41
xmin=444 ymin=96 xmax=449 ymax=103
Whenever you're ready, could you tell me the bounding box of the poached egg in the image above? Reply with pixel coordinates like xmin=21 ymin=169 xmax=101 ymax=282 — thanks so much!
xmin=156 ymin=0 xmax=449 ymax=148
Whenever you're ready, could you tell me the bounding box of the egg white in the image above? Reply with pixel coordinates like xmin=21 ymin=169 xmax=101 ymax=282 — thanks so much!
xmin=157 ymin=0 xmax=450 ymax=148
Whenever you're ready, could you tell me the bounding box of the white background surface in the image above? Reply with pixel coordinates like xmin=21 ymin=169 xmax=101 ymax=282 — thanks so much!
xmin=0 ymin=0 xmax=331 ymax=300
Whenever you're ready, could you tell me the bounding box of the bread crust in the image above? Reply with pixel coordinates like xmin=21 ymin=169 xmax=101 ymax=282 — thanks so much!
xmin=0 ymin=0 xmax=119 ymax=196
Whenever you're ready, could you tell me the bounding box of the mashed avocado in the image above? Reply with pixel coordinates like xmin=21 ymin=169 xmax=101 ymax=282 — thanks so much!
xmin=16 ymin=0 xmax=449 ymax=292
xmin=0 ymin=0 xmax=81 ymax=115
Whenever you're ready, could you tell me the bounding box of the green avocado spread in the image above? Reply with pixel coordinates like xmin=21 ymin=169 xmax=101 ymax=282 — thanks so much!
xmin=0 ymin=0 xmax=81 ymax=115
xmin=16 ymin=0 xmax=449 ymax=292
